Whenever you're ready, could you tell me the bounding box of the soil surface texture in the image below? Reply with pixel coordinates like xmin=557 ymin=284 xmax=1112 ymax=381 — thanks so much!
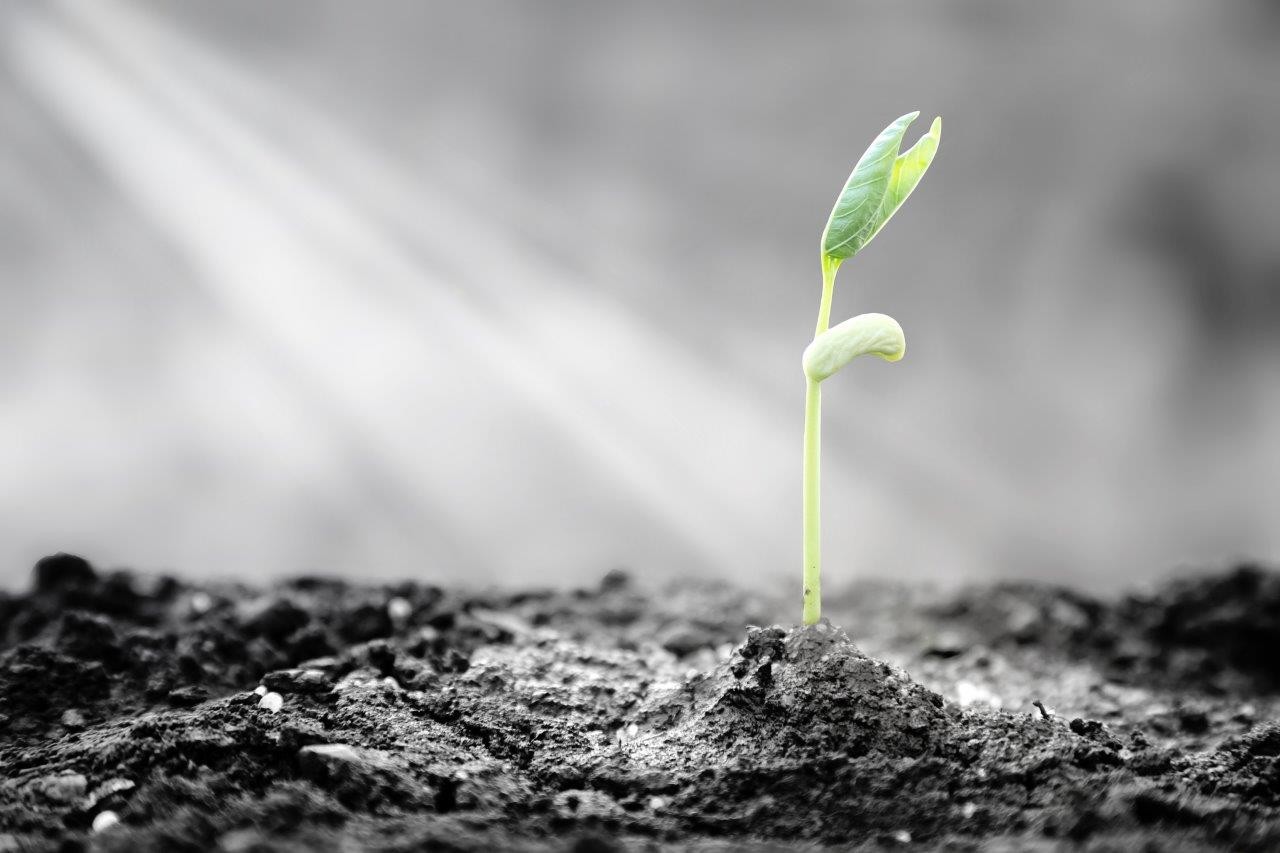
xmin=3 ymin=554 xmax=1280 ymax=851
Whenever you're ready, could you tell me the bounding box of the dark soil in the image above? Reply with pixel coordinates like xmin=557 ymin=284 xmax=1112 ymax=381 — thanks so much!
xmin=4 ymin=555 xmax=1280 ymax=852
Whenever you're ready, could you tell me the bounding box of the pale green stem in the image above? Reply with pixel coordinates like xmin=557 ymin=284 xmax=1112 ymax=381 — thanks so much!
xmin=802 ymin=376 xmax=822 ymax=625
xmin=803 ymin=256 xmax=839 ymax=625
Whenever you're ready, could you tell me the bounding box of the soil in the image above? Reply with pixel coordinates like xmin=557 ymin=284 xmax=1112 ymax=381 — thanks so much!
xmin=3 ymin=554 xmax=1280 ymax=852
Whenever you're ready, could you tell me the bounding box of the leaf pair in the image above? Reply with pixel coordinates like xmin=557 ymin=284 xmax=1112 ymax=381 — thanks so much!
xmin=820 ymin=112 xmax=942 ymax=263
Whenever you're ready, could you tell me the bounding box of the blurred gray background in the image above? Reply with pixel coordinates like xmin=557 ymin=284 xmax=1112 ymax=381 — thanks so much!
xmin=1 ymin=0 xmax=1277 ymax=591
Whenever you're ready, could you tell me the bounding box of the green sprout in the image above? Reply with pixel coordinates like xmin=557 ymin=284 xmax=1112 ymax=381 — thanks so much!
xmin=801 ymin=111 xmax=941 ymax=625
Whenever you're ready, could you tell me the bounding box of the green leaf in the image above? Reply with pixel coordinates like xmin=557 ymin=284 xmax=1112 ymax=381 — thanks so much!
xmin=865 ymin=116 xmax=941 ymax=248
xmin=802 ymin=312 xmax=905 ymax=382
xmin=820 ymin=112 xmax=941 ymax=262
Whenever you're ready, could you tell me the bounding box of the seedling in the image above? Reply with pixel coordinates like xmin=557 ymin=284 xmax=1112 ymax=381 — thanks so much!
xmin=801 ymin=111 xmax=941 ymax=625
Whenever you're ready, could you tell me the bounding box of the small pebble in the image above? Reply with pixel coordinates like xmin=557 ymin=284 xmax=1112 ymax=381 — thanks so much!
xmin=91 ymin=811 xmax=120 ymax=833
xmin=189 ymin=592 xmax=214 ymax=616
xmin=892 ymin=830 xmax=912 ymax=844
xmin=60 ymin=709 xmax=87 ymax=729
xmin=961 ymin=802 xmax=977 ymax=819
xmin=387 ymin=596 xmax=412 ymax=622
xmin=258 ymin=692 xmax=284 ymax=713
xmin=253 ymin=685 xmax=268 ymax=696
xmin=648 ymin=796 xmax=666 ymax=810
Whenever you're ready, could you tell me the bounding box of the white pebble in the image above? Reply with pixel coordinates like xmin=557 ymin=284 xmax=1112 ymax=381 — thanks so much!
xmin=189 ymin=592 xmax=213 ymax=616
xmin=253 ymin=685 xmax=267 ymax=696
xmin=92 ymin=811 xmax=120 ymax=833
xmin=257 ymin=692 xmax=283 ymax=713
xmin=960 ymin=802 xmax=977 ymax=819
xmin=892 ymin=830 xmax=911 ymax=844
xmin=648 ymin=796 xmax=666 ymax=810
xmin=387 ymin=596 xmax=412 ymax=622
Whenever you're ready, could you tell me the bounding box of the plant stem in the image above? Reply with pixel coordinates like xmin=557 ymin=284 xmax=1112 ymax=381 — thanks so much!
xmin=802 ymin=376 xmax=822 ymax=625
xmin=802 ymin=256 xmax=839 ymax=625
xmin=815 ymin=255 xmax=838 ymax=338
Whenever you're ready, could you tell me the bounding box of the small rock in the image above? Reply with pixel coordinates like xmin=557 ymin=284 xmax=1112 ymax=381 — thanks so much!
xmin=891 ymin=830 xmax=912 ymax=844
xmin=253 ymin=685 xmax=268 ymax=696
xmin=189 ymin=591 xmax=214 ymax=616
xmin=38 ymin=772 xmax=88 ymax=804
xmin=258 ymin=692 xmax=284 ymax=713
xmin=386 ymin=596 xmax=413 ymax=623
xmin=33 ymin=553 xmax=96 ymax=593
xmin=648 ymin=796 xmax=666 ymax=810
xmin=91 ymin=811 xmax=120 ymax=833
